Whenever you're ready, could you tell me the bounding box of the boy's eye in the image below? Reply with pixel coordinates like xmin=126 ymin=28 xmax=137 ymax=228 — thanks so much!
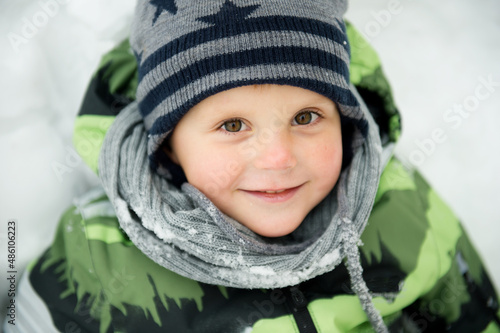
xmin=222 ymin=119 xmax=244 ymax=132
xmin=293 ymin=111 xmax=319 ymax=125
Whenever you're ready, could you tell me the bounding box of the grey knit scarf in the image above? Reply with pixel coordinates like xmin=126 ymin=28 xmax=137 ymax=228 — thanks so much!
xmin=98 ymin=87 xmax=387 ymax=332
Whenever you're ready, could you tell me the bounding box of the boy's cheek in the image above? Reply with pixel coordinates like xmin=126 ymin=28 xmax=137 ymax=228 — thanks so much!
xmin=186 ymin=156 xmax=244 ymax=197
xmin=304 ymin=138 xmax=342 ymax=167
xmin=304 ymin=141 xmax=343 ymax=187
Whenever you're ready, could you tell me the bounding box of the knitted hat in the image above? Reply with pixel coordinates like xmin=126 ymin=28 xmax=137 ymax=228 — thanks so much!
xmin=130 ymin=0 xmax=365 ymax=177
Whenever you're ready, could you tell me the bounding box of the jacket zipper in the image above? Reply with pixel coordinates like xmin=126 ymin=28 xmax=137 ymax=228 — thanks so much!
xmin=284 ymin=286 xmax=318 ymax=333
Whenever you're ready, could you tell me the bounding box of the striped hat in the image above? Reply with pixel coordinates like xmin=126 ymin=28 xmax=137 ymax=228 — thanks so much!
xmin=131 ymin=0 xmax=363 ymax=176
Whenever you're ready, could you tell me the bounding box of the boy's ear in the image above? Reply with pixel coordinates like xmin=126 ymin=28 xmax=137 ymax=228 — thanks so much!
xmin=162 ymin=145 xmax=180 ymax=165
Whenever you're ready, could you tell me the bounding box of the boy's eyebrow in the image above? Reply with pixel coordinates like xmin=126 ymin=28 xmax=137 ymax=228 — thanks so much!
xmin=250 ymin=84 xmax=272 ymax=91
xmin=248 ymin=85 xmax=335 ymax=109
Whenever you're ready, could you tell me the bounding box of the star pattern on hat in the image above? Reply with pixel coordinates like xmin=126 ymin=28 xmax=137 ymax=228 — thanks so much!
xmin=197 ymin=0 xmax=261 ymax=26
xmin=151 ymin=0 xmax=178 ymax=25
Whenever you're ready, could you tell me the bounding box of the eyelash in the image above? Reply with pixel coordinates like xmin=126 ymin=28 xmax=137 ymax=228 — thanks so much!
xmin=218 ymin=110 xmax=323 ymax=135
xmin=219 ymin=118 xmax=248 ymax=134
xmin=292 ymin=110 xmax=323 ymax=126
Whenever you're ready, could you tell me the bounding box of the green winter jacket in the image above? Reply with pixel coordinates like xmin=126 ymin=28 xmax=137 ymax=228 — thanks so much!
xmin=9 ymin=23 xmax=500 ymax=333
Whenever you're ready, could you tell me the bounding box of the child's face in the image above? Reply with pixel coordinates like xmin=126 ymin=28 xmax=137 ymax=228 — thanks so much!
xmin=167 ymin=85 xmax=342 ymax=237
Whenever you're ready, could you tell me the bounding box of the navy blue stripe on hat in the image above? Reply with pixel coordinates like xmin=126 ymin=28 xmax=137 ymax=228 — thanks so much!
xmin=137 ymin=30 xmax=351 ymax=101
xmin=147 ymin=77 xmax=359 ymax=136
xmin=138 ymin=16 xmax=348 ymax=82
xmin=139 ymin=46 xmax=350 ymax=118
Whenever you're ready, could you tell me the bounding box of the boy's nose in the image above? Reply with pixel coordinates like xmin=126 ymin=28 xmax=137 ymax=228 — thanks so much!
xmin=252 ymin=130 xmax=297 ymax=171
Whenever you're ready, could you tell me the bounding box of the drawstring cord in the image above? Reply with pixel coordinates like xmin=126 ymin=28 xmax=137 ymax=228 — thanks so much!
xmin=343 ymin=223 xmax=389 ymax=333
xmin=337 ymin=172 xmax=388 ymax=333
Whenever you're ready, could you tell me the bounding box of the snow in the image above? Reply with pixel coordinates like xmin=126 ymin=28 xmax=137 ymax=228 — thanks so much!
xmin=249 ymin=266 xmax=276 ymax=276
xmin=317 ymin=249 xmax=341 ymax=268
xmin=0 ymin=0 xmax=499 ymax=324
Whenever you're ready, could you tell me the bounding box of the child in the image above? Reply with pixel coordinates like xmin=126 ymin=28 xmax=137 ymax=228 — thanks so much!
xmin=7 ymin=0 xmax=500 ymax=332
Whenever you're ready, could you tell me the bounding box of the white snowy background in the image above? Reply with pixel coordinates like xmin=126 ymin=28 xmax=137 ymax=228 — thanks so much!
xmin=0 ymin=0 xmax=499 ymax=327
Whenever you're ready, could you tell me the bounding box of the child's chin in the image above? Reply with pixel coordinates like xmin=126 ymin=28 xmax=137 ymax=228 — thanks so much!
xmin=243 ymin=218 xmax=303 ymax=238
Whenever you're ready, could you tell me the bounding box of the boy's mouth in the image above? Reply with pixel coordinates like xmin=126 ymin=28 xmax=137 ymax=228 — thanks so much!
xmin=261 ymin=189 xmax=286 ymax=194
xmin=240 ymin=184 xmax=303 ymax=203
